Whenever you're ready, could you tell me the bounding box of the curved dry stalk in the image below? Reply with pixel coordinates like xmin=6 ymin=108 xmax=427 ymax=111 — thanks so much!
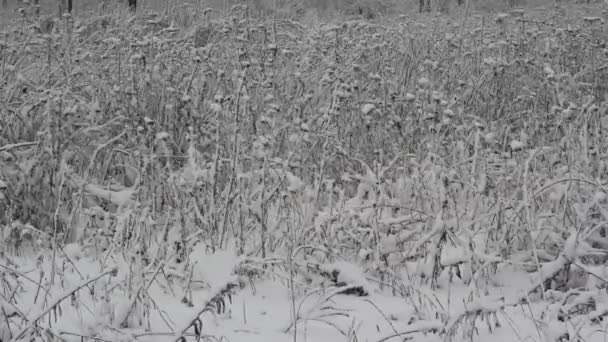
xmin=173 ymin=278 xmax=239 ymax=342
xmin=118 ymin=257 xmax=172 ymax=328
xmin=11 ymin=267 xmax=117 ymax=341
xmin=0 ymin=141 xmax=39 ymax=152
xmin=375 ymin=320 xmax=443 ymax=342
xmin=0 ymin=263 xmax=50 ymax=295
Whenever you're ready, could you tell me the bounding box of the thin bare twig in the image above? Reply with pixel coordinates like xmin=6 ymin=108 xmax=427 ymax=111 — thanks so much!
xmin=12 ymin=267 xmax=118 ymax=341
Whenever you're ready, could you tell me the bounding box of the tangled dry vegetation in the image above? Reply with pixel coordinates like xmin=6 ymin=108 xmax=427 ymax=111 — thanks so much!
xmin=2 ymin=1 xmax=608 ymax=341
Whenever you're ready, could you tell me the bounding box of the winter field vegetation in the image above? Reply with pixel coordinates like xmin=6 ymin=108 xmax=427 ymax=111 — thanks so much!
xmin=2 ymin=0 xmax=608 ymax=341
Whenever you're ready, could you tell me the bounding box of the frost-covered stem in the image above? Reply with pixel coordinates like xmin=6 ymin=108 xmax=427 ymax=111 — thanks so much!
xmin=48 ymin=93 xmax=65 ymax=295
xmin=0 ymin=265 xmax=49 ymax=302
xmin=211 ymin=102 xmax=222 ymax=250
xmin=119 ymin=259 xmax=168 ymax=328
xmin=524 ymin=254 xmax=568 ymax=295
xmin=523 ymin=148 xmax=545 ymax=298
xmin=313 ymin=138 xmax=329 ymax=211
xmin=284 ymin=287 xmax=350 ymax=334
xmin=0 ymin=141 xmax=39 ymax=152
xmin=582 ymin=113 xmax=589 ymax=171
xmin=238 ymin=191 xmax=245 ymax=255
xmin=376 ymin=320 xmax=443 ymax=342
xmin=365 ymin=299 xmax=400 ymax=337
xmin=445 ymin=297 xmax=506 ymax=336
xmin=260 ymin=156 xmax=268 ymax=258
xmin=220 ymin=72 xmax=245 ymax=249
xmin=1 ymin=306 xmax=13 ymax=340
xmin=531 ymin=177 xmax=599 ymax=198
xmin=51 ymin=165 xmax=68 ymax=286
xmin=472 ymin=128 xmax=480 ymax=176
xmin=288 ymin=244 xmax=298 ymax=342
xmin=13 ymin=268 xmax=117 ymax=341
xmin=112 ymin=37 xmax=122 ymax=88
xmin=457 ymin=0 xmax=471 ymax=58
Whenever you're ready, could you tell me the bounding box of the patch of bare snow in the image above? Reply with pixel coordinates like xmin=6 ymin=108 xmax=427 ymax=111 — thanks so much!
xmin=190 ymin=244 xmax=239 ymax=288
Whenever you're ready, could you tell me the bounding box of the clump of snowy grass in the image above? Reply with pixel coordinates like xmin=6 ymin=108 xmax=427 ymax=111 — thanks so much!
xmin=319 ymin=261 xmax=373 ymax=296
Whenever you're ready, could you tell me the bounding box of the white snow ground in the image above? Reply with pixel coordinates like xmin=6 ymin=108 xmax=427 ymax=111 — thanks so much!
xmin=2 ymin=250 xmax=608 ymax=342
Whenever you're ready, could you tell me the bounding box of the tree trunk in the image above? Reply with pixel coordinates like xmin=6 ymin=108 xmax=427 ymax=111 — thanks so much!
xmin=128 ymin=0 xmax=137 ymax=13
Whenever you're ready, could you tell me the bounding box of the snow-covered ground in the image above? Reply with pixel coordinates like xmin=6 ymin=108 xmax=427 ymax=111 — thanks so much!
xmin=3 ymin=247 xmax=608 ymax=342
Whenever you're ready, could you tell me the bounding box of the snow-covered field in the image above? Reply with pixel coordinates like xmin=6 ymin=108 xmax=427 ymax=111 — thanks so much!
xmin=2 ymin=237 xmax=608 ymax=342
xmin=3 ymin=1 xmax=608 ymax=341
